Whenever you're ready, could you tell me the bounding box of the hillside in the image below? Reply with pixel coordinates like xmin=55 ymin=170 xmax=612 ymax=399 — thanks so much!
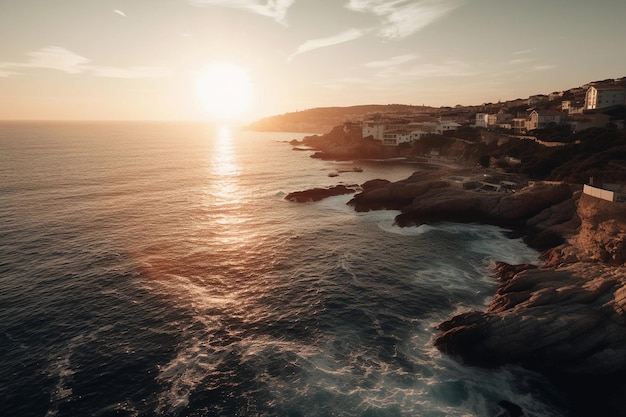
xmin=247 ymin=76 xmax=626 ymax=133
xmin=492 ymin=128 xmax=626 ymax=183
xmin=246 ymin=104 xmax=437 ymax=133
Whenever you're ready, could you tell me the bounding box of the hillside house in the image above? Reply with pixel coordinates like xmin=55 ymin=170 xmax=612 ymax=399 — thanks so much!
xmin=527 ymin=109 xmax=564 ymax=131
xmin=475 ymin=112 xmax=512 ymax=129
xmin=381 ymin=129 xmax=428 ymax=146
xmin=475 ymin=113 xmax=489 ymax=128
xmin=512 ymin=117 xmax=527 ymax=134
xmin=561 ymin=100 xmax=585 ymax=115
xmin=436 ymin=120 xmax=462 ymax=134
xmin=366 ymin=117 xmax=459 ymax=145
xmin=362 ymin=120 xmax=387 ymax=140
xmin=567 ymin=113 xmax=610 ymax=132
xmin=585 ymin=86 xmax=626 ymax=110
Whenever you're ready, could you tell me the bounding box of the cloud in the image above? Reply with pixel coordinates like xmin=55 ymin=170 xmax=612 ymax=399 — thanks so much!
xmin=368 ymin=59 xmax=475 ymax=82
xmin=0 ymin=69 xmax=17 ymax=77
xmin=88 ymin=66 xmax=170 ymax=79
xmin=513 ymin=48 xmax=535 ymax=55
xmin=532 ymin=64 xmax=556 ymax=71
xmin=26 ymin=46 xmax=90 ymax=74
xmin=403 ymin=60 xmax=475 ymax=78
xmin=508 ymin=58 xmax=531 ymax=65
xmin=365 ymin=54 xmax=418 ymax=68
xmin=346 ymin=0 xmax=462 ymax=39
xmin=289 ymin=28 xmax=366 ymax=60
xmin=323 ymin=58 xmax=476 ymax=92
xmin=113 ymin=9 xmax=126 ymax=17
xmin=0 ymin=46 xmax=169 ymax=79
xmin=188 ymin=0 xmax=295 ymax=24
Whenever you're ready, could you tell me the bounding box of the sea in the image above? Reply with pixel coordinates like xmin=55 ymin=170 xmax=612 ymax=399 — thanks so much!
xmin=0 ymin=121 xmax=572 ymax=417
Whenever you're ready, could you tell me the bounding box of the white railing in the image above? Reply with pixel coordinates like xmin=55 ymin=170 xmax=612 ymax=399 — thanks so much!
xmin=583 ymin=184 xmax=615 ymax=202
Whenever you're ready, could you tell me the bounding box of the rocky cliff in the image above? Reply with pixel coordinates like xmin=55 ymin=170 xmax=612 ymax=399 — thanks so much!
xmin=344 ymin=169 xmax=626 ymax=416
xmin=433 ymin=192 xmax=626 ymax=416
xmin=288 ymin=166 xmax=626 ymax=415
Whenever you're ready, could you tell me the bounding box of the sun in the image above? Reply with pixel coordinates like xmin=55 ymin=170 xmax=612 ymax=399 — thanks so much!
xmin=196 ymin=62 xmax=254 ymax=121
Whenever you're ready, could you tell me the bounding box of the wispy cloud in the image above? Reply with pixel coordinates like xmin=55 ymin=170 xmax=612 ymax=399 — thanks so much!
xmin=89 ymin=66 xmax=170 ymax=78
xmin=532 ymin=64 xmax=556 ymax=72
xmin=0 ymin=69 xmax=17 ymax=78
xmin=346 ymin=0 xmax=463 ymax=39
xmin=508 ymin=58 xmax=531 ymax=65
xmin=289 ymin=29 xmax=366 ymax=60
xmin=375 ymin=59 xmax=475 ymax=81
xmin=113 ymin=9 xmax=126 ymax=17
xmin=324 ymin=58 xmax=476 ymax=91
xmin=25 ymin=46 xmax=90 ymax=73
xmin=513 ymin=48 xmax=536 ymax=55
xmin=0 ymin=46 xmax=169 ymax=79
xmin=365 ymin=54 xmax=418 ymax=68
xmin=188 ymin=0 xmax=295 ymax=24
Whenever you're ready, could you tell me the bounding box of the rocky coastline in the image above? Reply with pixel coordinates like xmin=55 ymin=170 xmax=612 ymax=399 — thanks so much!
xmin=287 ymin=166 xmax=626 ymax=416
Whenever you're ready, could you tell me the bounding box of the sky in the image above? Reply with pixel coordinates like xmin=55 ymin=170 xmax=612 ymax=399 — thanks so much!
xmin=1 ymin=0 xmax=625 ymax=121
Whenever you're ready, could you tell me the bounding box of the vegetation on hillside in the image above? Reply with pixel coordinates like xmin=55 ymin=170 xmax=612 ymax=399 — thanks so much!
xmin=492 ymin=128 xmax=626 ymax=183
xmin=262 ymin=76 xmax=626 ymax=185
xmin=247 ymin=105 xmax=436 ymax=132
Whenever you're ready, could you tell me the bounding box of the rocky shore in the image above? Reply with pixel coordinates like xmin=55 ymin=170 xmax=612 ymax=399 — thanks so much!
xmin=287 ymin=167 xmax=626 ymax=416
xmin=284 ymin=184 xmax=357 ymax=202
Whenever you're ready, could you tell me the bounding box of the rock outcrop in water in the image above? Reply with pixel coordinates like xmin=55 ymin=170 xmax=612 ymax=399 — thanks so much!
xmin=284 ymin=184 xmax=357 ymax=202
xmin=432 ymin=193 xmax=626 ymax=416
xmin=347 ymin=169 xmax=577 ymax=245
xmin=341 ymin=168 xmax=626 ymax=416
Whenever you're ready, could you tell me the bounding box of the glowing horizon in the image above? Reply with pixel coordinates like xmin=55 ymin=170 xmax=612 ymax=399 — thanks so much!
xmin=1 ymin=1 xmax=626 ymax=122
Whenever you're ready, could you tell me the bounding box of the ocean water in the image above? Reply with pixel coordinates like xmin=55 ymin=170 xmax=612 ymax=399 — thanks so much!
xmin=0 ymin=122 xmax=570 ymax=417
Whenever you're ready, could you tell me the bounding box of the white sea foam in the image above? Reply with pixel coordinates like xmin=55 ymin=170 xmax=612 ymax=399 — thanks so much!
xmin=44 ymin=355 xmax=74 ymax=417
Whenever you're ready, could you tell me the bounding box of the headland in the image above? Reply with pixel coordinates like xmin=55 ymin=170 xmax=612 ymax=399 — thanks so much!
xmin=277 ymin=76 xmax=626 ymax=415
xmin=287 ymin=162 xmax=626 ymax=416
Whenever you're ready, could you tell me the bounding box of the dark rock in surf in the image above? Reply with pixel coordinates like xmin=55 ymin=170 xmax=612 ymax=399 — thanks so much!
xmin=285 ymin=184 xmax=357 ymax=202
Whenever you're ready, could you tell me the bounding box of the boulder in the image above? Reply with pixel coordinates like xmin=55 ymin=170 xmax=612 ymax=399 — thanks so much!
xmin=284 ymin=184 xmax=356 ymax=202
xmin=435 ymin=264 xmax=626 ymax=375
xmin=348 ymin=179 xmax=450 ymax=212
xmin=394 ymin=182 xmax=575 ymax=230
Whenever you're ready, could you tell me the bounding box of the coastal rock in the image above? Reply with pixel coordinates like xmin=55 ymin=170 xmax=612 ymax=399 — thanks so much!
xmin=350 ymin=168 xmax=626 ymax=414
xmin=360 ymin=178 xmax=391 ymax=192
xmin=575 ymin=193 xmax=626 ymax=265
xmin=284 ymin=184 xmax=357 ymax=202
xmin=348 ymin=170 xmax=580 ymax=252
xmin=435 ymin=263 xmax=626 ymax=374
xmin=394 ymin=182 xmax=575 ymax=229
xmin=433 ymin=191 xmax=626 ymax=416
xmin=348 ymin=179 xmax=450 ymax=211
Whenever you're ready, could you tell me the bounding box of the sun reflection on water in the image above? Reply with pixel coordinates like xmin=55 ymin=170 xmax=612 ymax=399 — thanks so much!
xmin=204 ymin=126 xmax=252 ymax=249
xmin=211 ymin=125 xmax=240 ymax=178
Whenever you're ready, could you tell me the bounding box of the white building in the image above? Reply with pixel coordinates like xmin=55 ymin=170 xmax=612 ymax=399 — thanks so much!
xmin=362 ymin=121 xmax=387 ymax=140
xmin=363 ymin=118 xmax=459 ymax=145
xmin=527 ymin=110 xmax=564 ymax=131
xmin=567 ymin=113 xmax=610 ymax=132
xmin=380 ymin=130 xmax=408 ymax=146
xmin=561 ymin=100 xmax=585 ymax=115
xmin=585 ymin=86 xmax=626 ymax=110
xmin=475 ymin=113 xmax=489 ymax=128
xmin=436 ymin=120 xmax=461 ymax=134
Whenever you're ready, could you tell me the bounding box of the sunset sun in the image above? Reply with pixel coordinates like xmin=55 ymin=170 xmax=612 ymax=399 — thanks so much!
xmin=196 ymin=62 xmax=254 ymax=121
